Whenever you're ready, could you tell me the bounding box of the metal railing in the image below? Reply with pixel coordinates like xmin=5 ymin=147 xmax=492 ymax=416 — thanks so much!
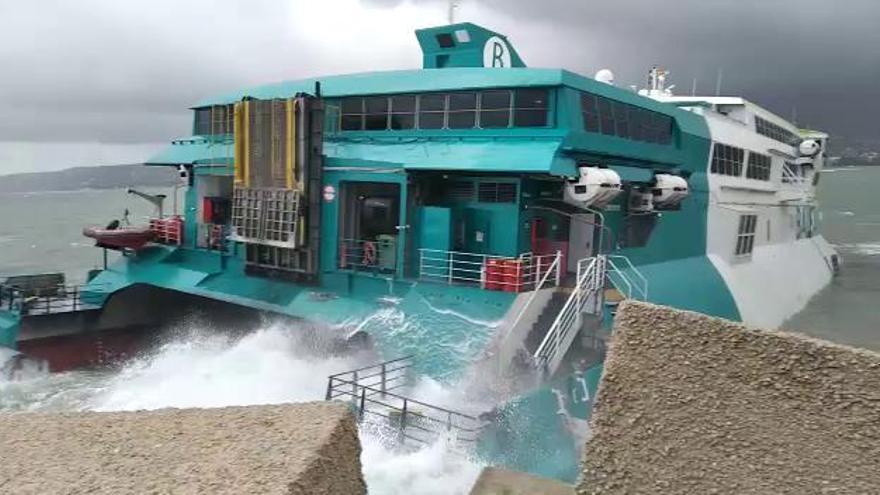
xmin=780 ymin=163 xmax=813 ymax=201
xmin=0 ymin=282 xmax=106 ymax=316
xmin=197 ymin=223 xmax=229 ymax=252
xmin=326 ymin=356 xmax=483 ymax=446
xmin=418 ymin=249 xmax=560 ymax=292
xmin=149 ymin=216 xmax=184 ymax=246
xmin=605 ymin=255 xmax=648 ymax=301
xmin=339 ymin=237 xmax=398 ymax=275
xmin=533 ymin=256 xmax=606 ymax=376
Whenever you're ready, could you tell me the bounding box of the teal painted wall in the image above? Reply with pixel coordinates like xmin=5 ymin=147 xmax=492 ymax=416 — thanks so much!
xmin=0 ymin=311 xmax=19 ymax=348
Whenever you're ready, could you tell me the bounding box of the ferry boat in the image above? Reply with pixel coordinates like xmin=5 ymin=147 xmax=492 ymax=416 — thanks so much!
xmin=0 ymin=23 xmax=838 ymax=481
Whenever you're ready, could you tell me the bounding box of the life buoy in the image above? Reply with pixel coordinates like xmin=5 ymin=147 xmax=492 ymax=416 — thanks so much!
xmin=363 ymin=241 xmax=377 ymax=266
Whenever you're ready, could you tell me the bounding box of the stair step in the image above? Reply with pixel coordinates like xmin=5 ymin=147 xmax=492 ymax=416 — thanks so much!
xmin=604 ymin=287 xmax=625 ymax=302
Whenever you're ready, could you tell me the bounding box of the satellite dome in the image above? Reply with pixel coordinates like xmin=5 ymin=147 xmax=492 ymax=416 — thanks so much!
xmin=595 ymin=69 xmax=615 ymax=85
xmin=799 ymin=139 xmax=821 ymax=157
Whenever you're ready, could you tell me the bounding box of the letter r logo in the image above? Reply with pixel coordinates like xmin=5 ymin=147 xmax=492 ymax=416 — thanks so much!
xmin=483 ymin=36 xmax=512 ymax=68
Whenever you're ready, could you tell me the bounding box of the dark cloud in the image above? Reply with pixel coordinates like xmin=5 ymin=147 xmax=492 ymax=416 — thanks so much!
xmin=0 ymin=0 xmax=876 ymax=172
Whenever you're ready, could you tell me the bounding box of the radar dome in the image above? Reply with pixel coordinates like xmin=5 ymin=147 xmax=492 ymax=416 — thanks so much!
xmin=595 ymin=69 xmax=615 ymax=85
xmin=799 ymin=139 xmax=821 ymax=157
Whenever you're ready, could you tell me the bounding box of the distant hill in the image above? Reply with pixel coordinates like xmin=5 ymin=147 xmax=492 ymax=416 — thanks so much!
xmin=0 ymin=164 xmax=178 ymax=194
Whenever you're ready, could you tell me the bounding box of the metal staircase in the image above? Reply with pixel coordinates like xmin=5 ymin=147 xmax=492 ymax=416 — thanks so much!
xmin=325 ymin=356 xmax=483 ymax=448
xmin=532 ymin=254 xmax=647 ymax=377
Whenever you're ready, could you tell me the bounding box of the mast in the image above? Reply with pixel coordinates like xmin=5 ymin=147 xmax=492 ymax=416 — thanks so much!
xmin=447 ymin=0 xmax=459 ymax=23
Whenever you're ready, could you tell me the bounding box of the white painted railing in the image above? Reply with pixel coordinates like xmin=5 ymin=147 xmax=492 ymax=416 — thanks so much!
xmin=418 ymin=249 xmax=560 ymax=292
xmin=533 ymin=255 xmax=606 ymax=376
xmin=781 ymin=162 xmax=813 ymax=201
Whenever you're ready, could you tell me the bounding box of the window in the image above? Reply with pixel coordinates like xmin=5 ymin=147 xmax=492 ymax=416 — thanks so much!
xmin=364 ymin=97 xmax=389 ymax=130
xmin=390 ymin=95 xmax=416 ymax=130
xmin=513 ymin=89 xmax=549 ymax=127
xmin=711 ymin=143 xmax=745 ymax=176
xmin=193 ymin=105 xmax=234 ymax=135
xmin=746 ymin=152 xmax=772 ymax=181
xmin=597 ymin=97 xmax=615 ymax=136
xmin=447 ymin=92 xmax=477 ymax=129
xmin=341 ymin=98 xmax=365 ymax=131
xmin=419 ymin=94 xmax=446 ymax=129
xmin=755 ymin=116 xmax=800 ymax=146
xmin=581 ymin=93 xmax=600 ymax=132
xmin=479 ymin=90 xmax=511 ymax=128
xmin=580 ymin=92 xmax=673 ymax=145
xmin=735 ymin=214 xmax=758 ymax=256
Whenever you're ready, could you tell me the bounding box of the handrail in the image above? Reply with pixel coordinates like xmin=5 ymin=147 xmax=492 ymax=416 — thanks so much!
xmin=0 ymin=282 xmax=109 ymax=315
xmin=418 ymin=248 xmax=558 ymax=292
xmin=501 ymin=252 xmax=561 ymax=342
xmin=606 ymin=255 xmax=648 ymax=300
xmin=325 ymin=356 xmax=483 ymax=446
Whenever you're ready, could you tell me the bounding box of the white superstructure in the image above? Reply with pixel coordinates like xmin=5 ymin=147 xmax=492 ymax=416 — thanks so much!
xmin=647 ymin=69 xmax=838 ymax=327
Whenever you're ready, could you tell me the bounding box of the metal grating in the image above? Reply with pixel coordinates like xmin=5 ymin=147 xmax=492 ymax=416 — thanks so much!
xmin=477 ymin=182 xmax=517 ymax=203
xmin=231 ymin=187 xmax=301 ymax=247
xmin=264 ymin=189 xmax=300 ymax=243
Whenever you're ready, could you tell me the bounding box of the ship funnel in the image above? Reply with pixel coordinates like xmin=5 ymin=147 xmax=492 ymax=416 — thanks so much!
xmin=415 ymin=22 xmax=526 ymax=69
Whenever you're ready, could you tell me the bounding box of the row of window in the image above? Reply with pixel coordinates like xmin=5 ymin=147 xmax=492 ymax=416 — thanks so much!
xmin=580 ymin=92 xmax=674 ymax=145
xmin=337 ymin=89 xmax=549 ymax=131
xmin=735 ymin=214 xmax=758 ymax=257
xmin=194 ymin=104 xmax=235 ymax=136
xmin=712 ymin=144 xmax=774 ymax=181
xmin=755 ymin=116 xmax=800 ymax=146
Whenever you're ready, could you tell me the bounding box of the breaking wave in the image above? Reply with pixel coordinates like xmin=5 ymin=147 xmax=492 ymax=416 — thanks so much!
xmin=836 ymin=242 xmax=880 ymax=257
xmin=0 ymin=317 xmax=485 ymax=494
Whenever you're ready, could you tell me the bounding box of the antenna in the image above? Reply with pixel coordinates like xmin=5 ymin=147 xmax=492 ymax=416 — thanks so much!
xmin=447 ymin=0 xmax=459 ymax=24
xmin=715 ymin=68 xmax=723 ymax=96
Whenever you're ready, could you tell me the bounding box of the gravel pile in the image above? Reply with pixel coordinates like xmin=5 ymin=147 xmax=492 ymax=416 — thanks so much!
xmin=0 ymin=402 xmax=366 ymax=495
xmin=578 ymin=301 xmax=880 ymax=495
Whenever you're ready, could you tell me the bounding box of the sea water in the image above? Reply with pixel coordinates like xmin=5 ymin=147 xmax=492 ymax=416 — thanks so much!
xmin=1 ymin=168 xmax=879 ymax=492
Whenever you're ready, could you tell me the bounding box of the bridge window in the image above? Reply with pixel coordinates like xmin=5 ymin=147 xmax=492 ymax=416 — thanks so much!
xmin=711 ymin=143 xmax=745 ymax=176
xmin=581 ymin=94 xmax=600 ymax=132
xmin=364 ymin=97 xmax=389 ymax=130
xmin=448 ymin=92 xmax=477 ymax=129
xmin=746 ymin=152 xmax=772 ymax=181
xmin=193 ymin=104 xmax=234 ymax=135
xmin=580 ymin=92 xmax=673 ymax=145
xmin=390 ymin=95 xmax=416 ymax=130
xmin=479 ymin=90 xmax=511 ymax=128
xmin=419 ymin=94 xmax=446 ymax=129
xmin=337 ymin=88 xmax=550 ymax=132
xmin=755 ymin=116 xmax=800 ymax=146
xmin=513 ymin=89 xmax=549 ymax=127
xmin=341 ymin=98 xmax=364 ymax=131
xmin=735 ymin=214 xmax=758 ymax=257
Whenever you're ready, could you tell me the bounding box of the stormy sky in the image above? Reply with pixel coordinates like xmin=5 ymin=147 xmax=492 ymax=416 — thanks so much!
xmin=1 ymin=0 xmax=877 ymax=173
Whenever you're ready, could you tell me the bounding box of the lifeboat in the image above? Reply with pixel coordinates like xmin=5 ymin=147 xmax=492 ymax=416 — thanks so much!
xmin=82 ymin=226 xmax=155 ymax=250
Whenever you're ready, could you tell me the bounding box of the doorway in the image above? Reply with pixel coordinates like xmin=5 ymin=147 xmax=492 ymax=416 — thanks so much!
xmin=338 ymin=182 xmax=402 ymax=273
